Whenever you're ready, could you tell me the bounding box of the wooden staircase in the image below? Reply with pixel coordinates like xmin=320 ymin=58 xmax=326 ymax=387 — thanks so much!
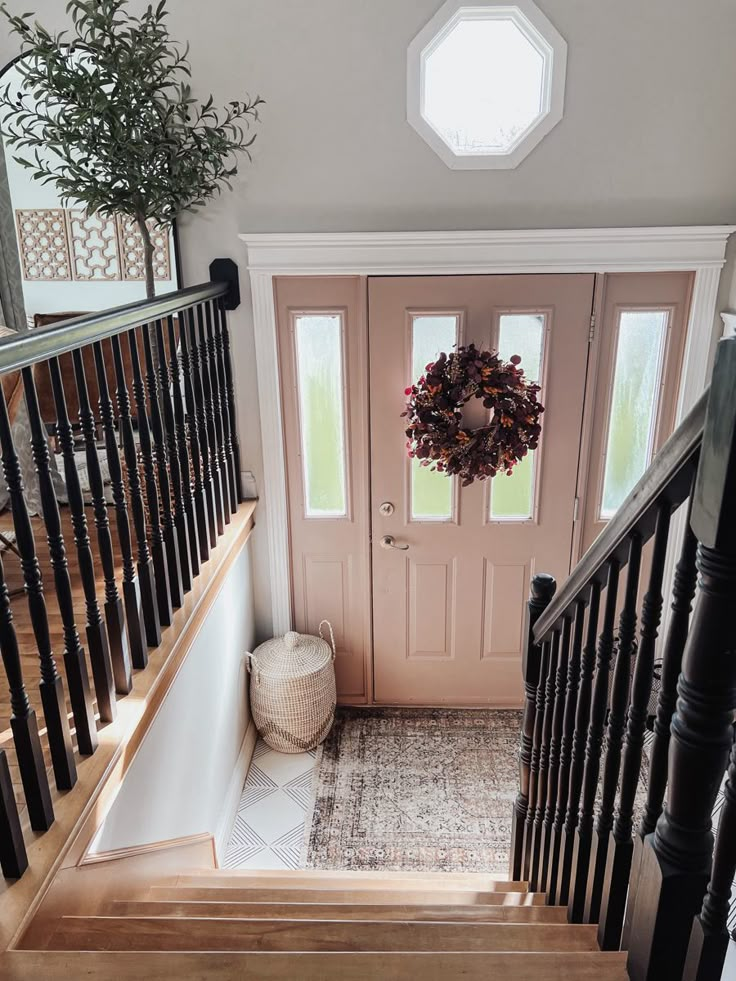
xmin=2 ymin=868 xmax=629 ymax=979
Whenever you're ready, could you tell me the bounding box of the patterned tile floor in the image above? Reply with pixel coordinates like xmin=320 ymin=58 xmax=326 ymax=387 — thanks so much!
xmin=223 ymin=738 xmax=316 ymax=870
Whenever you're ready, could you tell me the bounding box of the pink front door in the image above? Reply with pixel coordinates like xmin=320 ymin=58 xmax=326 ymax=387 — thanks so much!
xmin=368 ymin=275 xmax=595 ymax=706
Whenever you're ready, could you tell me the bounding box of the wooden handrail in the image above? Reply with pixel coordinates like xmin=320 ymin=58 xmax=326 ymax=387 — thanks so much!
xmin=533 ymin=389 xmax=708 ymax=643
xmin=0 ymin=282 xmax=227 ymax=374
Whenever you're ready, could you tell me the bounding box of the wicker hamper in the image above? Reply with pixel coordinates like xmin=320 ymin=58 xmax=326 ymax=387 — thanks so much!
xmin=245 ymin=621 xmax=337 ymax=753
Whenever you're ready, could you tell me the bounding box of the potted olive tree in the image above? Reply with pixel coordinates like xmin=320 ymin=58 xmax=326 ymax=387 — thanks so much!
xmin=0 ymin=0 xmax=263 ymax=299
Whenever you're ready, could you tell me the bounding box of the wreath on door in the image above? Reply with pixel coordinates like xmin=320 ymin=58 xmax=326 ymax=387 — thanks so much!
xmin=402 ymin=343 xmax=544 ymax=486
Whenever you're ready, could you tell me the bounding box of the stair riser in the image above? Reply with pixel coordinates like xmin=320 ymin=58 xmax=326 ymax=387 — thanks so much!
xmin=49 ymin=917 xmax=599 ymax=953
xmin=103 ymin=901 xmax=568 ymax=923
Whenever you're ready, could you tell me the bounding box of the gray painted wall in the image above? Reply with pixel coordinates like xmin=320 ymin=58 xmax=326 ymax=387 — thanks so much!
xmin=2 ymin=1 xmax=735 ymax=635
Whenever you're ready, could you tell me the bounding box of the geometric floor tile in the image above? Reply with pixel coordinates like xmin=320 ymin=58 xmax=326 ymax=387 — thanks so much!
xmin=223 ymin=737 xmax=316 ymax=871
xmin=238 ymin=764 xmax=278 ymax=811
xmin=244 ymin=788 xmax=306 ymax=845
xmin=283 ymin=769 xmax=315 ymax=811
xmin=271 ymin=825 xmax=306 ymax=870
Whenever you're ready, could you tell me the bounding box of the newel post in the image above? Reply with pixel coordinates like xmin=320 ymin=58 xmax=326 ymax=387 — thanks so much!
xmin=509 ymin=572 xmax=556 ymax=881
xmin=627 ymin=335 xmax=736 ymax=981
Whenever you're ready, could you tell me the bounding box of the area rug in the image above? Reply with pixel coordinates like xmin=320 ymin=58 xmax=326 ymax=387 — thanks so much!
xmin=302 ymin=707 xmax=523 ymax=873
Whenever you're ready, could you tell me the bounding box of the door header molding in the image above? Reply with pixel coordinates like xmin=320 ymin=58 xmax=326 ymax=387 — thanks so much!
xmin=241 ymin=226 xmax=734 ymax=276
xmin=240 ymin=227 xmax=733 ymax=636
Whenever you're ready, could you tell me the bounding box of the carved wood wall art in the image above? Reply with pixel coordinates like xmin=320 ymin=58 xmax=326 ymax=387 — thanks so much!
xmin=15 ymin=209 xmax=171 ymax=284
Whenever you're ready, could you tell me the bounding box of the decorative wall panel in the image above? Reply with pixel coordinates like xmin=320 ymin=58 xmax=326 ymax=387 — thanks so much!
xmin=117 ymin=216 xmax=171 ymax=282
xmin=15 ymin=209 xmax=72 ymax=281
xmin=14 ymin=208 xmax=171 ymax=283
xmin=68 ymin=209 xmax=120 ymax=281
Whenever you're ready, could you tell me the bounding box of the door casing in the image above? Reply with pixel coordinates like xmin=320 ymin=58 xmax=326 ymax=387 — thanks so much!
xmin=245 ymin=227 xmax=733 ymax=691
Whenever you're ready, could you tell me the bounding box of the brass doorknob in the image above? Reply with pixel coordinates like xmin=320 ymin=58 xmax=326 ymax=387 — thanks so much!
xmin=380 ymin=535 xmax=409 ymax=551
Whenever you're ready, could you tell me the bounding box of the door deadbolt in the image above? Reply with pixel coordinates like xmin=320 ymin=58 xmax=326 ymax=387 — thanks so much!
xmin=378 ymin=501 xmax=395 ymax=516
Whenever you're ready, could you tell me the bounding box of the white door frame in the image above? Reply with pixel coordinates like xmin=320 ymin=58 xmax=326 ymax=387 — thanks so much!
xmin=240 ymin=227 xmax=734 ymax=635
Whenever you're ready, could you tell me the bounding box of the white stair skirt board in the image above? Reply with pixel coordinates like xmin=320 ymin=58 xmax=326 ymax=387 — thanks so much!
xmin=214 ymin=719 xmax=259 ymax=864
xmin=224 ymin=737 xmax=317 ymax=870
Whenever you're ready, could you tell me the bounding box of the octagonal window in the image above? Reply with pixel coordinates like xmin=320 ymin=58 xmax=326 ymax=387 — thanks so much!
xmin=407 ymin=0 xmax=567 ymax=170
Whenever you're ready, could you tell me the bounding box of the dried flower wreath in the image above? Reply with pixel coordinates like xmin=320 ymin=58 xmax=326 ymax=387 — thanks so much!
xmin=402 ymin=343 xmax=544 ymax=486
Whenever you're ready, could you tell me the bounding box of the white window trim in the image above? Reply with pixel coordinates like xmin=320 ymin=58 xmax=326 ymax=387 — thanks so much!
xmin=240 ymin=225 xmax=734 ymax=636
xmin=407 ymin=0 xmax=567 ymax=170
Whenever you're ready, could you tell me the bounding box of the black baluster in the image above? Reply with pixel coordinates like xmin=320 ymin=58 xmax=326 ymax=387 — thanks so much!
xmin=210 ymin=300 xmax=237 ymax=514
xmin=196 ymin=303 xmax=225 ymax=537
xmin=49 ymin=358 xmax=116 ymax=724
xmin=599 ymin=510 xmax=669 ymax=949
xmin=73 ymin=349 xmax=132 ymax=696
xmin=93 ymin=341 xmax=147 ymax=672
xmin=217 ymin=297 xmax=243 ymax=504
xmin=221 ymin=304 xmax=242 ymax=507
xmin=557 ymin=582 xmax=601 ymax=908
xmin=128 ymin=328 xmax=172 ymax=629
xmin=0 ymin=389 xmax=76 ymax=791
xmin=568 ymin=560 xmax=620 ymax=922
xmin=585 ymin=535 xmax=642 ymax=924
xmin=167 ymin=315 xmax=199 ymax=579
xmin=683 ymin=739 xmax=736 ymax=981
xmin=156 ymin=319 xmax=192 ymax=592
xmin=23 ymin=367 xmax=98 ymax=756
xmin=510 ymin=573 xmax=556 ymax=880
xmin=0 ymin=549 xmax=53 ymax=830
xmin=622 ymin=504 xmax=698 ymax=948
xmin=180 ymin=308 xmax=211 ymax=561
xmin=0 ymin=747 xmax=27 ymax=878
xmin=547 ymin=598 xmax=585 ymax=902
xmin=627 ymin=336 xmax=736 ymax=981
xmin=204 ymin=301 xmax=230 ymax=526
xmin=539 ymin=615 xmax=571 ymax=893
xmin=143 ymin=323 xmax=183 ymax=608
xmin=530 ymin=629 xmax=560 ymax=890
xmin=522 ymin=639 xmax=550 ymax=882
xmin=111 ymin=334 xmax=159 ymax=652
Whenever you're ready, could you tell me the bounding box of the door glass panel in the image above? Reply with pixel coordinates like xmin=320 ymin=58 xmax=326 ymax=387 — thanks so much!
xmin=600 ymin=310 xmax=668 ymax=519
xmin=491 ymin=314 xmax=545 ymax=521
xmin=294 ymin=314 xmax=347 ymax=517
xmin=410 ymin=314 xmax=459 ymax=521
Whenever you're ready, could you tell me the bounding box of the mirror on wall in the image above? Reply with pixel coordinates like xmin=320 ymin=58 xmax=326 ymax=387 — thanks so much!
xmin=0 ymin=54 xmax=180 ymax=332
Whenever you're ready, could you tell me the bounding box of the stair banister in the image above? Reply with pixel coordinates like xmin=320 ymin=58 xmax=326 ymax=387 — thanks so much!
xmin=0 ymin=267 xmax=243 ymax=884
xmin=626 ymin=334 xmax=736 ymax=981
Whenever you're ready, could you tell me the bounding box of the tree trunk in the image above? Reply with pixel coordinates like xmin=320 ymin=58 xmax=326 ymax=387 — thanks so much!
xmin=135 ymin=213 xmax=159 ymax=373
xmin=135 ymin=214 xmax=156 ymax=301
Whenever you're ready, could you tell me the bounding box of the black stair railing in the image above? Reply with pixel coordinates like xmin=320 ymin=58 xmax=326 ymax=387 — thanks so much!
xmin=510 ymin=332 xmax=736 ymax=981
xmin=0 ymin=265 xmax=242 ymax=883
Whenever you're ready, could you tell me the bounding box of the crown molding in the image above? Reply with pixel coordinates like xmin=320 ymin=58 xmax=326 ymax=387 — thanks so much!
xmin=241 ymin=226 xmax=735 ymax=276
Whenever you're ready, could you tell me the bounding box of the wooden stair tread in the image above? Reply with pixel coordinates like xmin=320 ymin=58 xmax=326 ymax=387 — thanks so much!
xmin=0 ymin=950 xmax=631 ymax=981
xmin=49 ymin=915 xmax=600 ymax=952
xmin=147 ymin=885 xmax=549 ymax=906
xmin=102 ymin=899 xmax=569 ymax=922
xmin=173 ymin=870 xmax=527 ymax=891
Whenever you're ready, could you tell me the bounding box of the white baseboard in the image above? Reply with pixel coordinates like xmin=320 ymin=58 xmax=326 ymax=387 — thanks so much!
xmin=214 ymin=718 xmax=258 ymax=864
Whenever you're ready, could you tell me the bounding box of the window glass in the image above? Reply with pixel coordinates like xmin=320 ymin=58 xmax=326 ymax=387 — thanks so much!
xmin=600 ymin=310 xmax=668 ymax=519
xmin=410 ymin=315 xmax=459 ymax=521
xmin=423 ymin=17 xmax=545 ymax=155
xmin=294 ymin=314 xmax=347 ymax=517
xmin=490 ymin=314 xmax=545 ymax=520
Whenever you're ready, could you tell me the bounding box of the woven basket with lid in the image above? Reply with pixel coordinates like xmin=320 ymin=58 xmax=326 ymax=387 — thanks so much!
xmin=246 ymin=621 xmax=336 ymax=753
